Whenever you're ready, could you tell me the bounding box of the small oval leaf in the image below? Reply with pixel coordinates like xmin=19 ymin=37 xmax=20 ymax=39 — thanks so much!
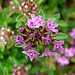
xmin=52 ymin=33 xmax=68 ymax=40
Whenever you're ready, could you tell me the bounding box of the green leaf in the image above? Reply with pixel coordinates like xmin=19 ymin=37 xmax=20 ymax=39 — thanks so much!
xmin=48 ymin=69 xmax=54 ymax=75
xmin=57 ymin=20 xmax=67 ymax=27
xmin=39 ymin=9 xmax=45 ymax=20
xmin=71 ymin=57 xmax=75 ymax=63
xmin=0 ymin=9 xmax=12 ymax=24
xmin=0 ymin=63 xmax=3 ymax=75
xmin=51 ymin=18 xmax=56 ymax=23
xmin=53 ymin=13 xmax=60 ymax=22
xmin=52 ymin=33 xmax=68 ymax=40
xmin=3 ymin=67 xmax=8 ymax=75
xmin=35 ymin=57 xmax=45 ymax=62
xmin=40 ymin=66 xmax=48 ymax=73
xmin=16 ymin=21 xmax=22 ymax=28
xmin=7 ymin=40 xmax=14 ymax=49
xmin=0 ymin=53 xmax=4 ymax=59
xmin=26 ymin=64 xmax=32 ymax=70
xmin=15 ymin=43 xmax=24 ymax=47
xmin=0 ymin=9 xmax=7 ymax=19
xmin=7 ymin=57 xmax=17 ymax=66
xmin=0 ymin=43 xmax=5 ymax=52
xmin=35 ymin=0 xmax=43 ymax=4
xmin=16 ymin=14 xmax=27 ymax=22
xmin=30 ymin=65 xmax=40 ymax=74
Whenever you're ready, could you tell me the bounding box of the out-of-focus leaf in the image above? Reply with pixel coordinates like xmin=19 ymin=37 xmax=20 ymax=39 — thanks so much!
xmin=66 ymin=36 xmax=73 ymax=43
xmin=71 ymin=57 xmax=75 ymax=63
xmin=0 ymin=53 xmax=4 ymax=59
xmin=0 ymin=43 xmax=5 ymax=52
xmin=53 ymin=13 xmax=60 ymax=22
xmin=51 ymin=18 xmax=56 ymax=23
xmin=68 ymin=12 xmax=75 ymax=18
xmin=40 ymin=66 xmax=48 ymax=73
xmin=7 ymin=40 xmax=14 ymax=49
xmin=48 ymin=69 xmax=54 ymax=75
xmin=0 ymin=9 xmax=12 ymax=24
xmin=39 ymin=9 xmax=45 ymax=20
xmin=3 ymin=67 xmax=8 ymax=75
xmin=0 ymin=63 xmax=3 ymax=75
xmin=61 ymin=9 xmax=68 ymax=20
xmin=7 ymin=57 xmax=17 ymax=66
xmin=35 ymin=57 xmax=45 ymax=62
xmin=68 ymin=20 xmax=75 ymax=27
xmin=30 ymin=65 xmax=40 ymax=74
xmin=26 ymin=64 xmax=32 ymax=70
xmin=57 ymin=20 xmax=67 ymax=27
xmin=52 ymin=33 xmax=68 ymax=40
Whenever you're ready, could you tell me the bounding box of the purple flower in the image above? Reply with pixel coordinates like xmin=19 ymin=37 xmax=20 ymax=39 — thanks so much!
xmin=57 ymin=56 xmax=69 ymax=66
xmin=17 ymin=72 xmax=20 ymax=75
xmin=36 ymin=72 xmax=39 ymax=75
xmin=26 ymin=14 xmax=45 ymax=29
xmin=42 ymin=34 xmax=51 ymax=45
xmin=23 ymin=43 xmax=32 ymax=50
xmin=70 ymin=40 xmax=75 ymax=45
xmin=25 ymin=67 xmax=28 ymax=71
xmin=12 ymin=73 xmax=15 ymax=75
xmin=53 ymin=40 xmax=64 ymax=52
xmin=65 ymin=48 xmax=74 ymax=57
xmin=37 ymin=33 xmax=41 ymax=38
xmin=14 ymin=35 xmax=23 ymax=44
xmin=29 ymin=33 xmax=34 ymax=38
xmin=14 ymin=64 xmax=17 ymax=67
xmin=69 ymin=47 xmax=75 ymax=56
xmin=69 ymin=28 xmax=75 ymax=39
xmin=40 ymin=48 xmax=56 ymax=57
xmin=11 ymin=68 xmax=15 ymax=72
xmin=22 ymin=49 xmax=40 ymax=61
xmin=46 ymin=19 xmax=58 ymax=33
xmin=55 ymin=53 xmax=61 ymax=61
xmin=18 ymin=27 xmax=24 ymax=33
xmin=17 ymin=66 xmax=21 ymax=70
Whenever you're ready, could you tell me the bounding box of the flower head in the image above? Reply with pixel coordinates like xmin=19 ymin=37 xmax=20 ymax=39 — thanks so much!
xmin=0 ymin=27 xmax=14 ymax=46
xmin=14 ymin=35 xmax=23 ymax=44
xmin=53 ymin=40 xmax=64 ymax=52
xmin=22 ymin=49 xmax=40 ymax=61
xmin=70 ymin=40 xmax=75 ymax=45
xmin=46 ymin=19 xmax=58 ymax=33
xmin=19 ymin=27 xmax=24 ymax=33
xmin=26 ymin=14 xmax=45 ymax=29
xmin=11 ymin=64 xmax=28 ymax=75
xmin=40 ymin=48 xmax=56 ymax=57
xmin=57 ymin=56 xmax=69 ymax=66
xmin=69 ymin=28 xmax=75 ymax=39
xmin=42 ymin=34 xmax=51 ymax=45
xmin=29 ymin=33 xmax=34 ymax=38
xmin=23 ymin=43 xmax=32 ymax=50
xmin=65 ymin=48 xmax=74 ymax=57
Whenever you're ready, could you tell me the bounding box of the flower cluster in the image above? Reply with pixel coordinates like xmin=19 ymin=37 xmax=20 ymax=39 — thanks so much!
xmin=11 ymin=64 xmax=28 ymax=75
xmin=69 ymin=28 xmax=75 ymax=45
xmin=14 ymin=14 xmax=64 ymax=61
xmin=55 ymin=47 xmax=75 ymax=66
xmin=10 ymin=0 xmax=39 ymax=16
xmin=0 ymin=27 xmax=14 ymax=46
xmin=55 ymin=28 xmax=75 ymax=66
